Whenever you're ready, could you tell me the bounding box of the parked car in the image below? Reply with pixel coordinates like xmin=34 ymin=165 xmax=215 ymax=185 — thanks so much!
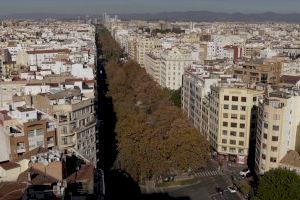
xmin=227 ymin=186 xmax=237 ymax=193
xmin=239 ymin=169 xmax=251 ymax=177
xmin=163 ymin=175 xmax=175 ymax=182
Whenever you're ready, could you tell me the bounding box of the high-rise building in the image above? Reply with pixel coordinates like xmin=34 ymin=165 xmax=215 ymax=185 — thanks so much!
xmin=233 ymin=59 xmax=283 ymax=85
xmin=209 ymin=85 xmax=263 ymax=164
xmin=161 ymin=47 xmax=195 ymax=90
xmin=255 ymin=91 xmax=300 ymax=174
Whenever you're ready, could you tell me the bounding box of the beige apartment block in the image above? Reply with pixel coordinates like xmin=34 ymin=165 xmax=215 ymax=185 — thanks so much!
xmin=209 ymin=86 xmax=263 ymax=164
xmin=181 ymin=68 xmax=219 ymax=140
xmin=3 ymin=119 xmax=56 ymax=161
xmin=161 ymin=47 xmax=194 ymax=90
xmin=233 ymin=59 xmax=282 ymax=85
xmin=136 ymin=36 xmax=161 ymax=67
xmin=255 ymin=91 xmax=300 ymax=174
xmin=144 ymin=49 xmax=162 ymax=84
xmin=32 ymin=89 xmax=97 ymax=164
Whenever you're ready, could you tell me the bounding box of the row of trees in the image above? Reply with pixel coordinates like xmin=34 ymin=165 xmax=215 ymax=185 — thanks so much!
xmin=98 ymin=28 xmax=209 ymax=183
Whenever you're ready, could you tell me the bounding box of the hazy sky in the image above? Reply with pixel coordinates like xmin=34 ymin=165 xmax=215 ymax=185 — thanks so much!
xmin=1 ymin=0 xmax=300 ymax=15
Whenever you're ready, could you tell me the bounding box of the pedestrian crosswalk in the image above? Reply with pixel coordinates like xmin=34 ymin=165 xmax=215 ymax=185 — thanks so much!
xmin=193 ymin=170 xmax=221 ymax=177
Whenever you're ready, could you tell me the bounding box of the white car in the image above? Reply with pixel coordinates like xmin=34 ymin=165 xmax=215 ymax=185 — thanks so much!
xmin=227 ymin=186 xmax=237 ymax=193
xmin=239 ymin=169 xmax=251 ymax=177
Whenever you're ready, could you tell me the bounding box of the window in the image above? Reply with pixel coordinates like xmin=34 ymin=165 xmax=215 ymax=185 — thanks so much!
xmin=241 ymin=106 xmax=246 ymax=111
xmin=224 ymin=96 xmax=229 ymax=101
xmin=62 ymin=126 xmax=68 ymax=134
xmin=253 ymin=97 xmax=257 ymax=102
xmin=270 ymin=157 xmax=277 ymax=163
xmin=36 ymin=129 xmax=44 ymax=136
xmin=239 ymin=132 xmax=244 ymax=137
xmin=223 ymin=113 xmax=228 ymax=118
xmin=273 ymin=114 xmax=280 ymax=120
xmin=240 ymin=123 xmax=245 ymax=128
xmin=240 ymin=115 xmax=246 ymax=120
xmin=36 ymin=141 xmax=44 ymax=147
xmin=263 ymin=134 xmax=267 ymax=139
xmin=231 ymin=114 xmax=237 ymax=119
xmin=272 ymin=125 xmax=279 ymax=131
xmin=232 ymin=105 xmax=238 ymax=110
xmin=264 ymin=123 xmax=268 ymax=129
xmin=231 ymin=122 xmax=237 ymax=128
xmin=223 ymin=122 xmax=228 ymax=127
xmin=272 ymin=136 xmax=278 ymax=141
xmin=222 ymin=130 xmax=228 ymax=135
xmin=232 ymin=96 xmax=238 ymax=101
xmin=271 ymin=146 xmax=278 ymax=152
xmin=239 ymin=141 xmax=244 ymax=146
xmin=230 ymin=140 xmax=236 ymax=145
xmin=241 ymin=97 xmax=247 ymax=102
xmin=222 ymin=139 xmax=227 ymax=144
xmin=62 ymin=137 xmax=68 ymax=145
xmin=229 ymin=148 xmax=236 ymax=152
xmin=238 ymin=149 xmax=244 ymax=154
xmin=224 ymin=104 xmax=229 ymax=109
xmin=262 ymin=143 xmax=267 ymax=149
xmin=230 ymin=131 xmax=236 ymax=136
xmin=28 ymin=130 xmax=35 ymax=137
xmin=262 ymin=154 xmax=266 ymax=160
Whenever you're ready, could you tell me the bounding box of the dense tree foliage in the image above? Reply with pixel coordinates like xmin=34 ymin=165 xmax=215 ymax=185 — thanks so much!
xmin=254 ymin=168 xmax=300 ymax=200
xmin=97 ymin=28 xmax=122 ymax=60
xmin=168 ymin=88 xmax=182 ymax=108
xmin=97 ymin=27 xmax=209 ymax=183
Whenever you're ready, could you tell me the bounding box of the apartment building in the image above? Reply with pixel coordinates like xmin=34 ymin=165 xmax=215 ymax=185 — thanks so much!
xmin=4 ymin=118 xmax=56 ymax=161
xmin=26 ymin=49 xmax=70 ymax=67
xmin=127 ymin=37 xmax=137 ymax=61
xmin=144 ymin=49 xmax=162 ymax=84
xmin=233 ymin=59 xmax=283 ymax=85
xmin=32 ymin=89 xmax=97 ymax=164
xmin=161 ymin=47 xmax=195 ymax=90
xmin=136 ymin=36 xmax=161 ymax=67
xmin=209 ymin=85 xmax=263 ymax=164
xmin=0 ymin=107 xmax=56 ymax=161
xmin=255 ymin=91 xmax=300 ymax=174
xmin=245 ymin=44 xmax=264 ymax=58
xmin=181 ymin=66 xmax=219 ymax=139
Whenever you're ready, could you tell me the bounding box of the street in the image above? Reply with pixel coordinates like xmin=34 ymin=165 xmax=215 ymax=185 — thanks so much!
xmin=160 ymin=175 xmax=240 ymax=200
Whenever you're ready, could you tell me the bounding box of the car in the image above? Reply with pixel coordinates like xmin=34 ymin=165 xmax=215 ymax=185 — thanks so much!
xmin=227 ymin=186 xmax=237 ymax=193
xmin=239 ymin=169 xmax=251 ymax=177
xmin=216 ymin=187 xmax=222 ymax=194
xmin=163 ymin=175 xmax=175 ymax=182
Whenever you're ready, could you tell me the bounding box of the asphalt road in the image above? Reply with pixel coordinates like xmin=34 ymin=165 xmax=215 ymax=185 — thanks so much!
xmin=164 ymin=175 xmax=240 ymax=200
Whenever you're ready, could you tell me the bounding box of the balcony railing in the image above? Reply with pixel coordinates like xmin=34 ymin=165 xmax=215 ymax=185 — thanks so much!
xmin=16 ymin=146 xmax=26 ymax=153
xmin=47 ymin=140 xmax=55 ymax=147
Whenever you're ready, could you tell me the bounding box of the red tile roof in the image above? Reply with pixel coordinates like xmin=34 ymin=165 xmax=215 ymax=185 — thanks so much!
xmin=0 ymin=161 xmax=20 ymax=170
xmin=0 ymin=182 xmax=26 ymax=200
xmin=27 ymin=49 xmax=70 ymax=55
xmin=67 ymin=164 xmax=94 ymax=183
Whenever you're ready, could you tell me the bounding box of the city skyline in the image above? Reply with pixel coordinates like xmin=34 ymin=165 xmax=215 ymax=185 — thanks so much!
xmin=1 ymin=0 xmax=300 ymax=15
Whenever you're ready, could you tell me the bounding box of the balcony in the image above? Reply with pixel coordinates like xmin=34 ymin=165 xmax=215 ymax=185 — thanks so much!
xmin=60 ymin=131 xmax=75 ymax=136
xmin=47 ymin=139 xmax=55 ymax=147
xmin=16 ymin=145 xmax=26 ymax=153
xmin=61 ymin=141 xmax=75 ymax=148
xmin=59 ymin=115 xmax=68 ymax=123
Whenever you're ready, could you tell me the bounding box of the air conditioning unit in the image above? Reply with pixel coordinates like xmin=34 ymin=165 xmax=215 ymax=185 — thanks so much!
xmin=31 ymin=156 xmax=37 ymax=163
